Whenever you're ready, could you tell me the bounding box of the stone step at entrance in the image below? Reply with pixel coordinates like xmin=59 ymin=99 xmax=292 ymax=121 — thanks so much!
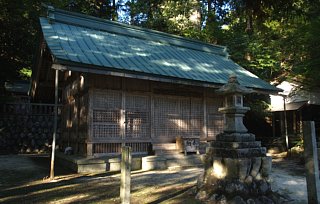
xmin=152 ymin=143 xmax=179 ymax=155
xmin=142 ymin=154 xmax=204 ymax=171
xmin=55 ymin=151 xmax=204 ymax=173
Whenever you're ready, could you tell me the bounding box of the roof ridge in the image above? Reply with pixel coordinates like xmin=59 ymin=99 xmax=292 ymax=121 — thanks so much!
xmin=43 ymin=5 xmax=228 ymax=57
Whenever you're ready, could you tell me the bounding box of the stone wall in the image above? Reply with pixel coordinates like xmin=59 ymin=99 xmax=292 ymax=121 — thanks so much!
xmin=0 ymin=103 xmax=61 ymax=154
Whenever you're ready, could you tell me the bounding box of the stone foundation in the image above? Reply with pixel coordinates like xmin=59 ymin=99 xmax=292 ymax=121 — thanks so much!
xmin=196 ymin=132 xmax=276 ymax=203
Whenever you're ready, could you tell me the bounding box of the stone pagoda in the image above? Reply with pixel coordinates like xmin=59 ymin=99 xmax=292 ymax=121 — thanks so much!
xmin=196 ymin=75 xmax=274 ymax=203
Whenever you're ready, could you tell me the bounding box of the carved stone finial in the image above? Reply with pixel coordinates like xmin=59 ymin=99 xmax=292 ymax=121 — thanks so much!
xmin=228 ymin=74 xmax=239 ymax=84
xmin=216 ymin=75 xmax=253 ymax=95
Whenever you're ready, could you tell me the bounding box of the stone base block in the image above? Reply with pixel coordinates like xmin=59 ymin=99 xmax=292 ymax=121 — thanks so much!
xmin=108 ymin=157 xmax=142 ymax=171
xmin=215 ymin=133 xmax=255 ymax=142
xmin=56 ymin=151 xmax=204 ymax=173
xmin=211 ymin=141 xmax=261 ymax=149
xmin=142 ymin=156 xmax=167 ymax=171
xmin=78 ymin=163 xmax=107 ymax=173
xmin=207 ymin=147 xmax=267 ymax=158
xmin=208 ymin=156 xmax=272 ymax=182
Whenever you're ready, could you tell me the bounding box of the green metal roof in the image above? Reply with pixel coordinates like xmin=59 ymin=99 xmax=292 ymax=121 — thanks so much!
xmin=40 ymin=6 xmax=279 ymax=93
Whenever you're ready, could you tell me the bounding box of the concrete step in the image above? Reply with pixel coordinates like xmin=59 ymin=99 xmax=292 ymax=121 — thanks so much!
xmin=153 ymin=143 xmax=178 ymax=155
xmin=57 ymin=151 xmax=204 ymax=173
xmin=154 ymin=149 xmax=179 ymax=155
xmin=153 ymin=143 xmax=177 ymax=150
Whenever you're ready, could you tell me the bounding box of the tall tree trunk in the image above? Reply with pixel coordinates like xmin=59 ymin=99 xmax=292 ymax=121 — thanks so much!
xmin=207 ymin=0 xmax=213 ymax=23
xmin=245 ymin=10 xmax=254 ymax=35
xmin=111 ymin=0 xmax=117 ymax=20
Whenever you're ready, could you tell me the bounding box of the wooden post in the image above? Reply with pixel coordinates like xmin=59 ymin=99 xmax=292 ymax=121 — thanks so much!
xmin=283 ymin=96 xmax=289 ymax=152
xmin=203 ymin=91 xmax=208 ymax=140
xmin=50 ymin=69 xmax=59 ymax=180
xmin=121 ymin=79 xmax=126 ymax=146
xmin=272 ymin=112 xmax=276 ymax=138
xmin=120 ymin=146 xmax=131 ymax=204
xmin=303 ymin=121 xmax=320 ymax=204
xmin=150 ymin=93 xmax=154 ymax=139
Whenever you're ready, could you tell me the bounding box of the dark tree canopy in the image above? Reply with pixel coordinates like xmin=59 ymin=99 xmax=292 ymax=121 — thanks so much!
xmin=1 ymin=0 xmax=319 ymax=89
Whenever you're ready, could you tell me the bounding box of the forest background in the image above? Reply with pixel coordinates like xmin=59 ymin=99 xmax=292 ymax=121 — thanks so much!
xmin=1 ymin=0 xmax=319 ymax=90
xmin=1 ymin=0 xmax=320 ymax=140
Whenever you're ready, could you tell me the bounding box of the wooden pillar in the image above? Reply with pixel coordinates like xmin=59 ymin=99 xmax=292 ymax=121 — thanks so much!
xmin=203 ymin=91 xmax=208 ymax=140
xmin=87 ymin=143 xmax=93 ymax=157
xmin=293 ymin=111 xmax=297 ymax=134
xmin=120 ymin=146 xmax=131 ymax=204
xmin=150 ymin=93 xmax=155 ymax=140
xmin=121 ymin=79 xmax=126 ymax=146
xmin=283 ymin=96 xmax=289 ymax=151
xmin=87 ymin=89 xmax=93 ymax=156
xmin=50 ymin=69 xmax=59 ymax=180
xmin=121 ymin=91 xmax=126 ymax=146
xmin=303 ymin=121 xmax=320 ymax=204
xmin=272 ymin=112 xmax=276 ymax=138
xmin=299 ymin=111 xmax=303 ymax=135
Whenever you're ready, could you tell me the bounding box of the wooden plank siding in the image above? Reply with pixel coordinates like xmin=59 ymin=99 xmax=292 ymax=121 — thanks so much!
xmin=60 ymin=74 xmax=224 ymax=156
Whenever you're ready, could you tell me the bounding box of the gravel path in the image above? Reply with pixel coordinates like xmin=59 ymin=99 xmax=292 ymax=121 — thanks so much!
xmin=0 ymin=154 xmax=311 ymax=203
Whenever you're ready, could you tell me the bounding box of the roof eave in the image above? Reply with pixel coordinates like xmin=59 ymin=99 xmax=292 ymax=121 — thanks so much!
xmin=51 ymin=60 xmax=279 ymax=94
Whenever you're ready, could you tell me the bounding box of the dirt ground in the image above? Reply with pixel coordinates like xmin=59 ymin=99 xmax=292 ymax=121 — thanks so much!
xmin=0 ymin=154 xmax=309 ymax=204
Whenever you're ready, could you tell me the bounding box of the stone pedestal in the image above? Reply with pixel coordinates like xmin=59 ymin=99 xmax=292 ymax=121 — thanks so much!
xmin=199 ymin=132 xmax=272 ymax=199
xmin=197 ymin=133 xmax=274 ymax=203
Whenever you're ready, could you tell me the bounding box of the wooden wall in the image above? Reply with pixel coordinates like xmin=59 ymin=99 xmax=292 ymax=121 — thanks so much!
xmin=61 ymin=73 xmax=224 ymax=156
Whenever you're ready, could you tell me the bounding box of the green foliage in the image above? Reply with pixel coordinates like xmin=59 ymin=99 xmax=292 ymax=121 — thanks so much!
xmin=127 ymin=0 xmax=202 ymax=38
xmin=67 ymin=0 xmax=117 ymax=19
xmin=0 ymin=0 xmax=42 ymax=81
xmin=0 ymin=0 xmax=66 ymax=82
xmin=0 ymin=0 xmax=119 ymax=85
xmin=19 ymin=68 xmax=32 ymax=80
xmin=294 ymin=15 xmax=320 ymax=89
xmin=1 ymin=0 xmax=319 ymax=92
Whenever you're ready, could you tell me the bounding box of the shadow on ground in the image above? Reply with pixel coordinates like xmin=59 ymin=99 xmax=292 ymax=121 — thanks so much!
xmin=0 ymin=154 xmax=201 ymax=204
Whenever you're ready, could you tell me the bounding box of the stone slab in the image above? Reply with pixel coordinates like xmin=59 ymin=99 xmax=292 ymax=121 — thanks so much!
xmin=108 ymin=157 xmax=142 ymax=171
xmin=142 ymin=156 xmax=167 ymax=171
xmin=215 ymin=133 xmax=255 ymax=142
xmin=211 ymin=147 xmax=267 ymax=158
xmin=56 ymin=151 xmax=204 ymax=173
xmin=211 ymin=141 xmax=261 ymax=149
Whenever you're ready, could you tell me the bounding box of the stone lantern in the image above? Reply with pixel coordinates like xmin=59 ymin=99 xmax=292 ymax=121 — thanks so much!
xmin=217 ymin=74 xmax=252 ymax=133
xmin=196 ymin=75 xmax=275 ymax=203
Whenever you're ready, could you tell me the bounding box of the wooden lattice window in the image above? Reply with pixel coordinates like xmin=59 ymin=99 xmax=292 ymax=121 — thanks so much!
xmin=154 ymin=96 xmax=181 ymax=139
xmin=91 ymin=90 xmax=121 ymax=139
xmin=92 ymin=90 xmax=121 ymax=109
xmin=153 ymin=96 xmax=204 ymax=140
xmin=207 ymin=98 xmax=224 ymax=139
xmin=93 ymin=142 xmax=150 ymax=154
xmin=125 ymin=94 xmax=150 ymax=139
xmin=207 ymin=114 xmax=224 ymax=138
xmin=189 ymin=99 xmax=204 ymax=138
xmin=92 ymin=110 xmax=121 ymax=138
